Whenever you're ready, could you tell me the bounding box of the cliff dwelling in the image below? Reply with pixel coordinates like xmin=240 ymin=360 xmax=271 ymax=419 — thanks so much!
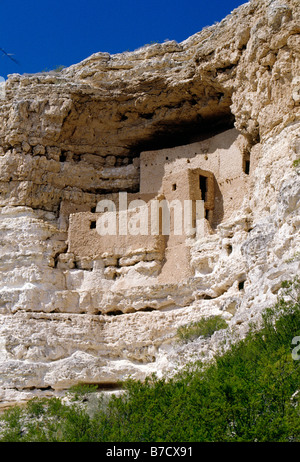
xmin=65 ymin=127 xmax=251 ymax=284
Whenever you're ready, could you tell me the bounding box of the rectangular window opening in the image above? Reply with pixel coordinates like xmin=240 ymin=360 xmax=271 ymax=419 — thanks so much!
xmin=199 ymin=175 xmax=207 ymax=202
xmin=244 ymin=160 xmax=250 ymax=175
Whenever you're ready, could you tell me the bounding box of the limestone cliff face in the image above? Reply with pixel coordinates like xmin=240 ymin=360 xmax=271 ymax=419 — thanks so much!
xmin=0 ymin=0 xmax=299 ymax=407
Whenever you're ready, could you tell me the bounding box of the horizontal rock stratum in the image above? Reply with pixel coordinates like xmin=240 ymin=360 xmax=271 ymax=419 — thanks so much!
xmin=0 ymin=0 xmax=299 ymax=407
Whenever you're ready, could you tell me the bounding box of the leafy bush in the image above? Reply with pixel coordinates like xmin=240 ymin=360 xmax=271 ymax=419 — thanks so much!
xmin=292 ymin=158 xmax=300 ymax=168
xmin=67 ymin=383 xmax=98 ymax=401
xmin=0 ymin=280 xmax=299 ymax=442
xmin=177 ymin=315 xmax=228 ymax=343
xmin=0 ymin=407 xmax=23 ymax=442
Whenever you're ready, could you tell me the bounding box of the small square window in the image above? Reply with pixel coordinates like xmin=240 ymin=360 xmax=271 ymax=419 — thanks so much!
xmin=90 ymin=220 xmax=96 ymax=229
xmin=238 ymin=281 xmax=245 ymax=291
xmin=172 ymin=184 xmax=177 ymax=191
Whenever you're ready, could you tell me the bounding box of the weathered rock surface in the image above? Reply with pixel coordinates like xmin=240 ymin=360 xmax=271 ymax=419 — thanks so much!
xmin=0 ymin=0 xmax=299 ymax=407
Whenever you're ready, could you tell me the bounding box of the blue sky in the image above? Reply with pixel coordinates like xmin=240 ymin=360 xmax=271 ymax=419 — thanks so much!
xmin=0 ymin=0 xmax=247 ymax=79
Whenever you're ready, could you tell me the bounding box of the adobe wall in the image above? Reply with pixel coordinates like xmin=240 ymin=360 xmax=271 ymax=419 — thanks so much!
xmin=59 ymin=192 xmax=156 ymax=231
xmin=66 ymin=195 xmax=196 ymax=283
xmin=140 ymin=128 xmax=250 ymax=228
xmin=67 ymin=208 xmax=166 ymax=259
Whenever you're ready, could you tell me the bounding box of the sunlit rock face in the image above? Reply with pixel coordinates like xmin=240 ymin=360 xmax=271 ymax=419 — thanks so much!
xmin=0 ymin=0 xmax=299 ymax=407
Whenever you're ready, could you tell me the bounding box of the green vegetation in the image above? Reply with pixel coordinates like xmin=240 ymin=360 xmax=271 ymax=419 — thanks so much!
xmin=52 ymin=65 xmax=66 ymax=73
xmin=41 ymin=65 xmax=66 ymax=73
xmin=292 ymin=158 xmax=300 ymax=168
xmin=0 ymin=279 xmax=299 ymax=442
xmin=285 ymin=251 xmax=300 ymax=263
xmin=177 ymin=315 xmax=228 ymax=343
xmin=67 ymin=383 xmax=98 ymax=401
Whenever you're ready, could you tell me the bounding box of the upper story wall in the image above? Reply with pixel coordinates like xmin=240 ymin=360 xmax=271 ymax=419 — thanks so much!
xmin=140 ymin=128 xmax=250 ymax=228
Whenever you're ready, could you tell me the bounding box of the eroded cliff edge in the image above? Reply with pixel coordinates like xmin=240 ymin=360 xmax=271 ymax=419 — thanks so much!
xmin=0 ymin=0 xmax=299 ymax=407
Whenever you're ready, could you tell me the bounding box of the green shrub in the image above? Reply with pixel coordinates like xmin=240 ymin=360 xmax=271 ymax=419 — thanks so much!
xmin=0 ymin=407 xmax=24 ymax=442
xmin=67 ymin=383 xmax=98 ymax=401
xmin=26 ymin=398 xmax=46 ymax=417
xmin=292 ymin=158 xmax=300 ymax=168
xmin=177 ymin=315 xmax=228 ymax=343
